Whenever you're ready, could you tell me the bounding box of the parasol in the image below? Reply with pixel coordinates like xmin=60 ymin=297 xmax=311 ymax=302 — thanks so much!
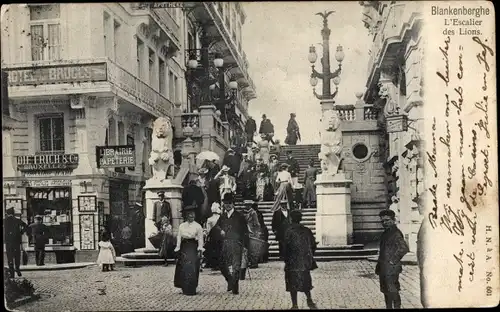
xmin=196 ymin=150 xmax=220 ymax=162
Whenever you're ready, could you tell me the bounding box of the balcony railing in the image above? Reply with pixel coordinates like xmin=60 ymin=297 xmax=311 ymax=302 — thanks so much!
xmin=106 ymin=59 xmax=173 ymax=117
xmin=334 ymin=104 xmax=379 ymax=121
xmin=363 ymin=105 xmax=379 ymax=120
xmin=181 ymin=112 xmax=200 ymax=128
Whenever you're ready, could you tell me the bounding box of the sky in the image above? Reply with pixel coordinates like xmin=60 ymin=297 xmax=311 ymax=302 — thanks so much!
xmin=242 ymin=2 xmax=372 ymax=144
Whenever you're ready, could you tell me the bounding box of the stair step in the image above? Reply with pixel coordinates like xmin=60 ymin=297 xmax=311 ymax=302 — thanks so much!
xmin=268 ymin=255 xmax=372 ymax=261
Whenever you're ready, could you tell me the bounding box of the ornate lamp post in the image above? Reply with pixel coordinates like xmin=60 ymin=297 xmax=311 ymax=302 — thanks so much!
xmin=308 ymin=11 xmax=345 ymax=102
xmin=186 ymin=40 xmax=238 ymax=122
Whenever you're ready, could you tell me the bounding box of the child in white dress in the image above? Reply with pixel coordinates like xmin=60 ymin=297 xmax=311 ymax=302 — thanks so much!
xmin=97 ymin=231 xmax=116 ymax=272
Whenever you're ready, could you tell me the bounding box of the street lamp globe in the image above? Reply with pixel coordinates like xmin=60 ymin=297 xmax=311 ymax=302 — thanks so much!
xmin=188 ymin=59 xmax=198 ymax=69
xmin=228 ymin=80 xmax=238 ymax=90
xmin=335 ymin=45 xmax=345 ymax=62
xmin=213 ymin=57 xmax=224 ymax=68
xmin=308 ymin=45 xmax=317 ymax=64
xmin=333 ymin=76 xmax=341 ymax=86
xmin=309 ymin=76 xmax=318 ymax=87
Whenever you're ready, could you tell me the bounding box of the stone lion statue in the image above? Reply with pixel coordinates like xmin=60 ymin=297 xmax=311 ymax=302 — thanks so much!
xmin=149 ymin=117 xmax=175 ymax=182
xmin=318 ymin=109 xmax=343 ymax=176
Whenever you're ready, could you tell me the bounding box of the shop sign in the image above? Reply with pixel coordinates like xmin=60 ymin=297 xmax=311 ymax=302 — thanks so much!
xmin=23 ymin=170 xmax=73 ymax=178
xmin=22 ymin=179 xmax=72 ymax=188
xmin=6 ymin=63 xmax=107 ymax=86
xmin=386 ymin=115 xmax=409 ymax=133
xmin=17 ymin=154 xmax=79 ymax=171
xmin=96 ymin=145 xmax=136 ymax=168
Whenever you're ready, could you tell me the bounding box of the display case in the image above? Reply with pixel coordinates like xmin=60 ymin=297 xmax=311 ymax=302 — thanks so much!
xmin=27 ymin=188 xmax=73 ymax=246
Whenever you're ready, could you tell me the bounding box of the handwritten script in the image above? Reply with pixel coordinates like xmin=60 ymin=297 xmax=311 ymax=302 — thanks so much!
xmin=429 ymin=35 xmax=494 ymax=293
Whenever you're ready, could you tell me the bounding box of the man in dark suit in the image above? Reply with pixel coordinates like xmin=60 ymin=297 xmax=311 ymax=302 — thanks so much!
xmin=272 ymin=200 xmax=291 ymax=260
xmin=153 ymin=191 xmax=173 ymax=231
xmin=4 ymin=207 xmax=27 ymax=277
xmin=258 ymin=114 xmax=275 ymax=144
xmin=245 ymin=116 xmax=257 ymax=144
xmin=376 ymin=209 xmax=409 ymax=309
xmin=223 ymin=148 xmax=240 ymax=178
xmin=215 ymin=193 xmax=249 ymax=295
xmin=286 ymin=151 xmax=300 ymax=188
xmin=28 ymin=215 xmax=49 ymax=266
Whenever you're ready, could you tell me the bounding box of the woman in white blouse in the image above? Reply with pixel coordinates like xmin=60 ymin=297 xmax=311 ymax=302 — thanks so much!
xmin=271 ymin=163 xmax=294 ymax=212
xmin=173 ymin=205 xmax=204 ymax=296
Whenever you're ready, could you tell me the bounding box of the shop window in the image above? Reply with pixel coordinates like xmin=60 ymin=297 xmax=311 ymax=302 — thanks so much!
xmin=29 ymin=4 xmax=61 ymax=61
xmin=38 ymin=114 xmax=64 ymax=152
xmin=27 ymin=187 xmax=73 ymax=246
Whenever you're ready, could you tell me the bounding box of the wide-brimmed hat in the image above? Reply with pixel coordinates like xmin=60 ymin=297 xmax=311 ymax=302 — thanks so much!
xmin=280 ymin=163 xmax=289 ymax=169
xmin=183 ymin=204 xmax=197 ymax=212
xmin=198 ymin=167 xmax=208 ymax=174
xmin=157 ymin=191 xmax=165 ymax=196
xmin=270 ymin=154 xmax=277 ymax=159
xmin=227 ymin=148 xmax=234 ymax=153
xmin=221 ymin=165 xmax=230 ymax=172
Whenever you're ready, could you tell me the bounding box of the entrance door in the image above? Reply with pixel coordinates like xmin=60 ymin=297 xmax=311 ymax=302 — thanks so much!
xmin=109 ymin=181 xmax=129 ymax=254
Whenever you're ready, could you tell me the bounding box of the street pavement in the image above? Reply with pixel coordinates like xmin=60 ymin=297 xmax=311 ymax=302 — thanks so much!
xmin=17 ymin=260 xmax=421 ymax=311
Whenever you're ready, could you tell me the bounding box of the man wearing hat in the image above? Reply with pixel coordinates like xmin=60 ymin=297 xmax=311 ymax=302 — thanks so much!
xmin=215 ymin=193 xmax=249 ymax=295
xmin=153 ymin=191 xmax=173 ymax=232
xmin=271 ymin=199 xmax=292 ymax=260
xmin=376 ymin=209 xmax=409 ymax=309
xmin=286 ymin=150 xmax=300 ymax=188
xmin=258 ymin=114 xmax=275 ymax=144
xmin=214 ymin=165 xmax=237 ymax=201
xmin=245 ymin=116 xmax=257 ymax=144
xmin=28 ymin=215 xmax=49 ymax=266
xmin=4 ymin=207 xmax=27 ymax=277
xmin=285 ymin=113 xmax=301 ymax=145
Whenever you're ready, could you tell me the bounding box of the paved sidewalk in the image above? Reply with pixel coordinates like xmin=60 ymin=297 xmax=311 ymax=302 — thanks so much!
xmin=5 ymin=262 xmax=95 ymax=272
xmin=18 ymin=260 xmax=422 ymax=311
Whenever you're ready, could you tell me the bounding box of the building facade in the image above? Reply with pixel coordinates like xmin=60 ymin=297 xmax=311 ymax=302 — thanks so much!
xmin=174 ymin=2 xmax=256 ymax=158
xmin=2 ymin=2 xmax=256 ymax=256
xmin=360 ymin=1 xmax=424 ymax=252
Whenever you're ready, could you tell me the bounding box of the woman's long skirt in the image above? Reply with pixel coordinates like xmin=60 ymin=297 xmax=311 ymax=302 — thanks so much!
xmin=303 ymin=179 xmax=317 ymax=207
xmin=159 ymin=229 xmax=176 ymax=261
xmin=204 ymin=227 xmax=222 ymax=269
xmin=285 ymin=270 xmax=313 ymax=292
xmin=271 ymin=182 xmax=293 ymax=211
xmin=174 ymin=239 xmax=200 ymax=295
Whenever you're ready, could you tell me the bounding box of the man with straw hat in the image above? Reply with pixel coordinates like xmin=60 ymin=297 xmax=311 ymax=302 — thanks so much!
xmin=214 ymin=165 xmax=236 ymax=200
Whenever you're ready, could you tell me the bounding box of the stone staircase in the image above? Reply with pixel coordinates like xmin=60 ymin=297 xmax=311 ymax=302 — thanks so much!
xmin=117 ymin=144 xmax=379 ymax=266
xmin=278 ymin=144 xmax=322 ymax=185
xmin=234 ymin=201 xmax=377 ymax=261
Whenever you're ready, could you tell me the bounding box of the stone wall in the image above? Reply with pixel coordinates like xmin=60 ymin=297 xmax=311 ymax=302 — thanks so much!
xmin=342 ymin=130 xmax=387 ymax=243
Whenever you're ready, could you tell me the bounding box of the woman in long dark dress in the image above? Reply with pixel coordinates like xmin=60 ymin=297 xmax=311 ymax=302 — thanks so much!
xmin=283 ymin=210 xmax=317 ymax=309
xmin=174 ymin=206 xmax=204 ymax=296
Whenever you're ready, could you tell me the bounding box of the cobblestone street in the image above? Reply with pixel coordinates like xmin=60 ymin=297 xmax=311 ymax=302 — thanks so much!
xmin=18 ymin=261 xmax=421 ymax=311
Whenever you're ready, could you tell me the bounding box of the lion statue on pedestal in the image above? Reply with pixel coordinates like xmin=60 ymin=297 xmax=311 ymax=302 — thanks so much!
xmin=318 ymin=109 xmax=343 ymax=177
xmin=149 ymin=117 xmax=175 ymax=182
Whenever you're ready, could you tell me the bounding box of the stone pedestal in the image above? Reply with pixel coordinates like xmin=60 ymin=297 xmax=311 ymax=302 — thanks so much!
xmin=143 ymin=179 xmax=183 ymax=249
xmin=314 ymin=172 xmax=353 ymax=246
